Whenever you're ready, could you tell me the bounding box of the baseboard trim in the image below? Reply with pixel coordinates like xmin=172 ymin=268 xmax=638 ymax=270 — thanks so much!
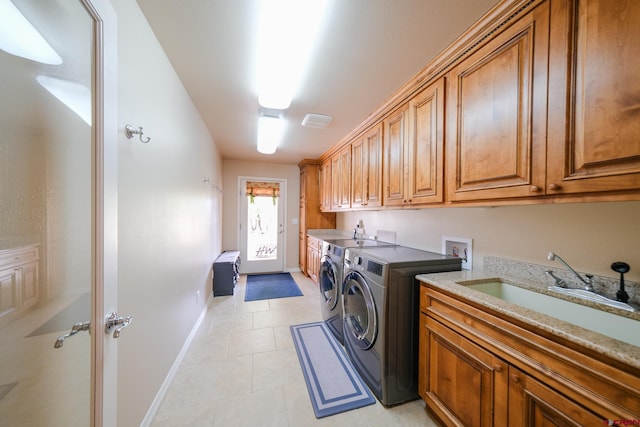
xmin=139 ymin=294 xmax=213 ymax=427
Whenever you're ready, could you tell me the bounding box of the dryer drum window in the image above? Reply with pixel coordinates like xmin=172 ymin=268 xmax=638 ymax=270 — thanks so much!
xmin=343 ymin=271 xmax=377 ymax=350
xmin=319 ymin=256 xmax=339 ymax=309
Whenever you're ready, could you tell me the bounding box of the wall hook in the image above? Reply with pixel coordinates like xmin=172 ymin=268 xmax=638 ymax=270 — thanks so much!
xmin=125 ymin=124 xmax=151 ymax=143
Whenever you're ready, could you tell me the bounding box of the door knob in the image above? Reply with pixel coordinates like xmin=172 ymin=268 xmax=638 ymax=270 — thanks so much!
xmin=105 ymin=312 xmax=133 ymax=338
xmin=54 ymin=321 xmax=91 ymax=348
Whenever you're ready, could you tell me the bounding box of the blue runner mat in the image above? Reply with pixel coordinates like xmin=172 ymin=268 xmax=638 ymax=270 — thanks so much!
xmin=245 ymin=273 xmax=303 ymax=301
xmin=290 ymin=322 xmax=375 ymax=418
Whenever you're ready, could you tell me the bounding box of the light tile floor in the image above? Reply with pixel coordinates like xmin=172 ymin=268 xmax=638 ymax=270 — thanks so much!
xmin=151 ymin=272 xmax=440 ymax=427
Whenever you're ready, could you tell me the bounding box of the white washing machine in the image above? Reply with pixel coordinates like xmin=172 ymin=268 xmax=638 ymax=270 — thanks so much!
xmin=342 ymin=245 xmax=461 ymax=406
xmin=318 ymin=238 xmax=395 ymax=344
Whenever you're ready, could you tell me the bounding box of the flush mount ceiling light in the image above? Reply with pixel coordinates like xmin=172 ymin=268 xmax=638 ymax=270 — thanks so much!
xmin=301 ymin=113 xmax=333 ymax=129
xmin=0 ymin=0 xmax=62 ymax=65
xmin=256 ymin=0 xmax=328 ymax=110
xmin=37 ymin=75 xmax=91 ymax=125
xmin=257 ymin=114 xmax=285 ymax=154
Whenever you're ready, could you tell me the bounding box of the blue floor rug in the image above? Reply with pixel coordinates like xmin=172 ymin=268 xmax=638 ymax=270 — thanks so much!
xmin=244 ymin=273 xmax=303 ymax=301
xmin=290 ymin=322 xmax=376 ymax=418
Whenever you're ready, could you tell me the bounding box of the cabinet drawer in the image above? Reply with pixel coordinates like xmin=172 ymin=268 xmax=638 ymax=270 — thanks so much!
xmin=0 ymin=245 xmax=40 ymax=270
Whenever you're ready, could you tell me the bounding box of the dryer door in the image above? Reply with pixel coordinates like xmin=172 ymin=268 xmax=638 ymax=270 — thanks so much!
xmin=319 ymin=255 xmax=339 ymax=310
xmin=343 ymin=271 xmax=377 ymax=350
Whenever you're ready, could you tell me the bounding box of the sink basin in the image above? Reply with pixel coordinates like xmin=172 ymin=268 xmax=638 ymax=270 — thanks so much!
xmin=464 ymin=281 xmax=640 ymax=347
xmin=547 ymin=286 xmax=635 ymax=311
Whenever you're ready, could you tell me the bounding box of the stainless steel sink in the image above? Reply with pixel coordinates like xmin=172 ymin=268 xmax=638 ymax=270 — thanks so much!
xmin=462 ymin=280 xmax=640 ymax=347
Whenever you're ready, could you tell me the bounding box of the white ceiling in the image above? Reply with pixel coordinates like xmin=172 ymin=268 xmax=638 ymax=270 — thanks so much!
xmin=136 ymin=0 xmax=499 ymax=164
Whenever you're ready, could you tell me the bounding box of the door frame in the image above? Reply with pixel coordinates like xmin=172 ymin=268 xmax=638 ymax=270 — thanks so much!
xmin=87 ymin=0 xmax=118 ymax=425
xmin=237 ymin=176 xmax=287 ymax=274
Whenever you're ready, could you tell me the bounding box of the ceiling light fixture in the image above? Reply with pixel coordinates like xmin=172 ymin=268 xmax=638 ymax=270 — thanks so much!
xmin=257 ymin=114 xmax=285 ymax=154
xmin=37 ymin=75 xmax=92 ymax=125
xmin=0 ymin=0 xmax=62 ymax=65
xmin=256 ymin=0 xmax=328 ymax=110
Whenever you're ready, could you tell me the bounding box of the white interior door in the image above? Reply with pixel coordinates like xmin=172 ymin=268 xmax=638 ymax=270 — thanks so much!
xmin=239 ymin=178 xmax=286 ymax=274
xmin=0 ymin=1 xmax=118 ymax=426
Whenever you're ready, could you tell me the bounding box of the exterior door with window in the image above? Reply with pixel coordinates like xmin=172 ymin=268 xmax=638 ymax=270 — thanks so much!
xmin=239 ymin=178 xmax=285 ymax=274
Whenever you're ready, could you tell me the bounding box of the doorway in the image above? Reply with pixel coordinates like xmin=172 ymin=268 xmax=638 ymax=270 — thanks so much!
xmin=239 ymin=178 xmax=286 ymax=274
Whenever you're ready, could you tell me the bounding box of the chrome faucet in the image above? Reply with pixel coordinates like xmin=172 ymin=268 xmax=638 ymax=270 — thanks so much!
xmin=547 ymin=252 xmax=594 ymax=291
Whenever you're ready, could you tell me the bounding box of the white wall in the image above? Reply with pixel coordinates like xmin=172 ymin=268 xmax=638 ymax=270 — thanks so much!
xmin=341 ymin=201 xmax=640 ymax=283
xmin=113 ymin=0 xmax=223 ymax=425
xmin=222 ymin=160 xmax=300 ymax=271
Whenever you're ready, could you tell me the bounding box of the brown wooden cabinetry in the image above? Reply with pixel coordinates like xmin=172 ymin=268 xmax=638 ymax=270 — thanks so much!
xmin=330 ymin=145 xmax=351 ymax=210
xmin=298 ymin=160 xmax=336 ymax=275
xmin=318 ymin=0 xmax=640 ymax=208
xmin=546 ymin=0 xmax=640 ymax=196
xmin=420 ymin=311 xmax=508 ymax=426
xmin=446 ymin=1 xmax=550 ymax=202
xmin=385 ymin=78 xmax=445 ymax=207
xmin=351 ymin=123 xmax=383 ymax=209
xmin=419 ymin=284 xmax=640 ymax=426
xmin=319 ymin=158 xmax=332 ymax=212
xmin=407 ymin=78 xmax=445 ymax=205
xmin=305 ymin=235 xmax=322 ymax=285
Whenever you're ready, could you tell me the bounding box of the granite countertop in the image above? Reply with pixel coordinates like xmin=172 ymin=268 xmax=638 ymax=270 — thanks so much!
xmin=306 ymin=229 xmax=352 ymax=239
xmin=417 ymin=269 xmax=640 ymax=371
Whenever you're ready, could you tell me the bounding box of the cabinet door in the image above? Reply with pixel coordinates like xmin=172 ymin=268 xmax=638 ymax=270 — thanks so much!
xmin=421 ymin=316 xmax=508 ymax=427
xmin=20 ymin=261 xmax=39 ymax=310
xmin=383 ymin=105 xmax=408 ymax=206
xmin=508 ymin=366 xmax=604 ymax=426
xmin=351 ymin=136 xmax=367 ymax=208
xmin=331 ymin=146 xmax=351 ymax=210
xmin=319 ymin=159 xmax=332 ymax=211
xmin=364 ymin=123 xmax=383 ymax=207
xmin=547 ymin=0 xmax=640 ymax=195
xmin=0 ymin=268 xmax=19 ymax=326
xmin=407 ymin=78 xmax=445 ymax=204
xmin=446 ymin=1 xmax=549 ymax=201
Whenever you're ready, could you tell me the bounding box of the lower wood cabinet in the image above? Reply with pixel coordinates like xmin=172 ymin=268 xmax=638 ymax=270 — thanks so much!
xmin=419 ymin=283 xmax=640 ymax=426
xmin=306 ymin=235 xmax=322 ymax=285
xmin=0 ymin=245 xmax=40 ymax=328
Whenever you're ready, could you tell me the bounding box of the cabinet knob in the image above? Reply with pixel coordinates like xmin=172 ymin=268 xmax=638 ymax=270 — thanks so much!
xmin=530 ymin=185 xmax=541 ymax=193
xmin=511 ymin=373 xmax=521 ymax=383
xmin=548 ymin=183 xmax=561 ymax=191
xmin=494 ymin=365 xmax=503 ymax=373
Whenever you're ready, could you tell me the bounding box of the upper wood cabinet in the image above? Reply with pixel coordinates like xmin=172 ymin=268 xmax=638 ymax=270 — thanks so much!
xmin=384 ymin=77 xmax=446 ymax=206
xmin=319 ymin=158 xmax=332 ymax=212
xmin=318 ymin=0 xmax=640 ymax=208
xmin=407 ymin=78 xmax=445 ymax=204
xmin=298 ymin=160 xmax=336 ymax=274
xmin=331 ymin=145 xmax=351 ymax=210
xmin=546 ymin=0 xmax=640 ymax=195
xmin=382 ymin=104 xmax=408 ymax=206
xmin=446 ymin=1 xmax=550 ymax=202
xmin=352 ymin=123 xmax=383 ymax=208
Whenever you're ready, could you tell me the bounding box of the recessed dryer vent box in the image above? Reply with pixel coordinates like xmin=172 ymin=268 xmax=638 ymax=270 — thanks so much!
xmin=442 ymin=236 xmax=473 ymax=270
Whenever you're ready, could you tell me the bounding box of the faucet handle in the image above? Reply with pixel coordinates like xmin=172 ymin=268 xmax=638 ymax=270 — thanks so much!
xmin=546 ymin=270 xmax=568 ymax=288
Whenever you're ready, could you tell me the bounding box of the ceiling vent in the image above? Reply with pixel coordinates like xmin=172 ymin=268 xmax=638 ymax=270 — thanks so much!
xmin=301 ymin=113 xmax=333 ymax=129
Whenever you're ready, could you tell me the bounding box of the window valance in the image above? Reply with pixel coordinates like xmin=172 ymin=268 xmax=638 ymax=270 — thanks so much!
xmin=245 ymin=181 xmax=280 ymax=198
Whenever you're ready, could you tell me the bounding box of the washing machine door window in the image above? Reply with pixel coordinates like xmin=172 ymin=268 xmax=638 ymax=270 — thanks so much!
xmin=319 ymin=256 xmax=339 ymax=310
xmin=343 ymin=271 xmax=377 ymax=350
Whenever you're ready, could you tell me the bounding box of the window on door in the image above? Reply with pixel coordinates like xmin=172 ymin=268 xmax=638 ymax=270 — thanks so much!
xmin=246 ymin=181 xmax=279 ymax=261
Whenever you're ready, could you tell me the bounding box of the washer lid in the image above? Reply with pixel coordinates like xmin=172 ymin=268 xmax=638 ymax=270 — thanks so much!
xmin=323 ymin=238 xmax=395 ymax=249
xmin=352 ymin=245 xmax=460 ymax=266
